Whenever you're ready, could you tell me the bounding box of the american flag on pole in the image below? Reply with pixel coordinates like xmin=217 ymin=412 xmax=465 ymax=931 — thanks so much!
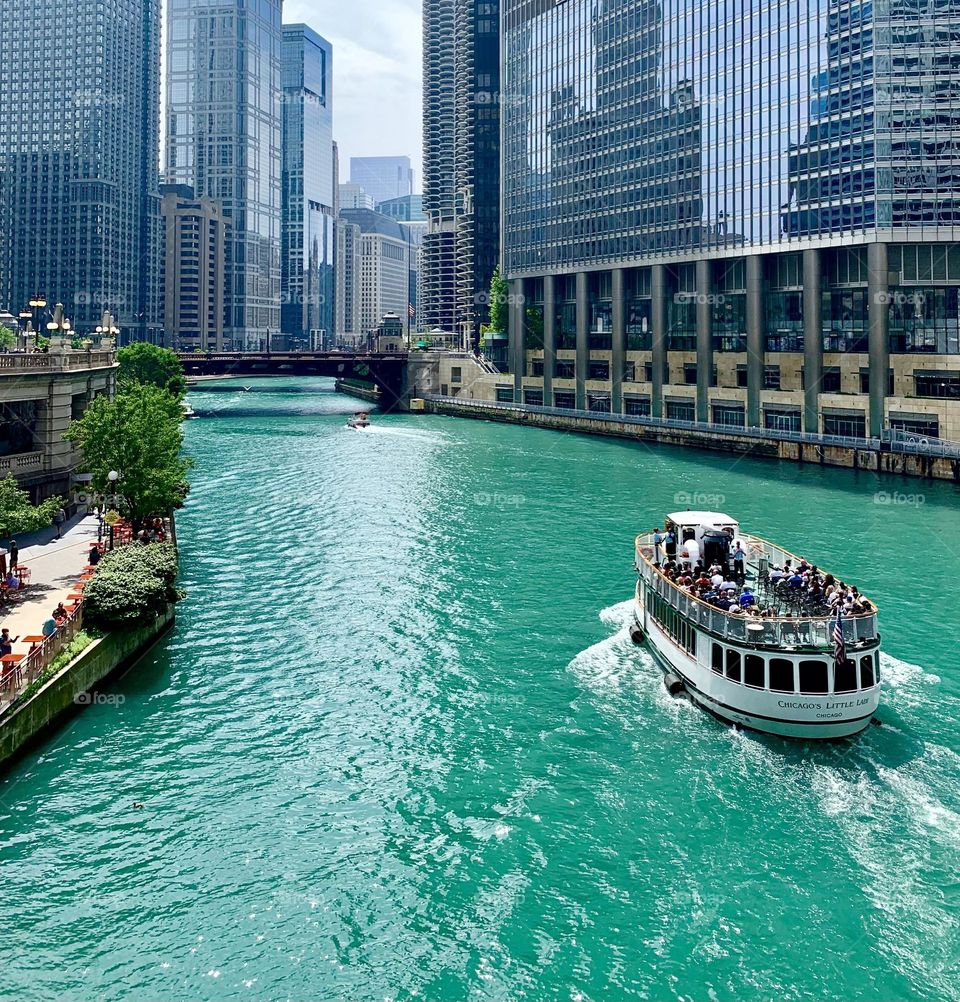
xmin=833 ymin=606 xmax=846 ymax=669
xmin=407 ymin=303 xmax=415 ymax=319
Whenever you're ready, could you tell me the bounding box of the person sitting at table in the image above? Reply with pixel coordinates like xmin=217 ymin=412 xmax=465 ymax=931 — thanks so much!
xmin=0 ymin=628 xmax=19 ymax=656
xmin=4 ymin=571 xmax=19 ymax=590
xmin=53 ymin=602 xmax=69 ymax=624
xmin=42 ymin=613 xmax=58 ymax=637
xmin=88 ymin=543 xmax=101 ymax=566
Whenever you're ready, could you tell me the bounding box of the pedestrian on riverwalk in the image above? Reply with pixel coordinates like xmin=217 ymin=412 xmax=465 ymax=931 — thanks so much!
xmin=54 ymin=507 xmax=66 ymax=538
xmin=9 ymin=540 xmax=18 ymax=575
xmin=0 ymin=628 xmax=19 ymax=656
xmin=88 ymin=543 xmax=101 ymax=566
xmin=0 ymin=545 xmax=6 ymax=577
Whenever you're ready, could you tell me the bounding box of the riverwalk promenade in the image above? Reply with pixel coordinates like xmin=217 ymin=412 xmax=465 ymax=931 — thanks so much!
xmin=0 ymin=514 xmax=100 ymax=708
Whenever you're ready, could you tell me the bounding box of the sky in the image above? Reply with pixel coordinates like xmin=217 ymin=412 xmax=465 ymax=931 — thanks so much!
xmin=282 ymin=0 xmax=424 ymax=186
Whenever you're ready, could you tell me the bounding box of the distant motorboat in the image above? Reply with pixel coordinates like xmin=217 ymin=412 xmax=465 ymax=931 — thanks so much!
xmin=347 ymin=411 xmax=371 ymax=430
xmin=182 ymin=402 xmax=197 ymax=419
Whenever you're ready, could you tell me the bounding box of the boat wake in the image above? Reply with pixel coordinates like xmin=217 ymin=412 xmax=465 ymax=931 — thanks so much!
xmin=570 ymin=600 xmax=960 ymax=998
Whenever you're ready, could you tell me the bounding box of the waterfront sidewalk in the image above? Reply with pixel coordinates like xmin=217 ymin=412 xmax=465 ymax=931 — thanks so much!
xmin=0 ymin=514 xmax=101 ymax=706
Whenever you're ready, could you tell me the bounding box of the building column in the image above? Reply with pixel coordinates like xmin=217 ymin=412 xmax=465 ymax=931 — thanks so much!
xmin=509 ymin=277 xmax=524 ymax=401
xmin=542 ymin=274 xmax=555 ymax=408
xmin=695 ymin=259 xmax=712 ymax=423
xmin=746 ymin=254 xmax=764 ymax=428
xmin=867 ymin=242 xmax=890 ymax=438
xmin=611 ymin=268 xmax=625 ymax=415
xmin=651 ymin=264 xmax=668 ymax=418
xmin=802 ymin=249 xmax=822 ymax=434
xmin=575 ymin=271 xmax=589 ymax=410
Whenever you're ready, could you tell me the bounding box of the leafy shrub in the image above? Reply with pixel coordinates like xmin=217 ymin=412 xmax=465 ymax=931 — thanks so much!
xmin=2 ymin=630 xmax=98 ymax=716
xmin=84 ymin=543 xmax=180 ymax=628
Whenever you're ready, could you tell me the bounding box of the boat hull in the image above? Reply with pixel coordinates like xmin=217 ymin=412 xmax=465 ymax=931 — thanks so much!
xmin=634 ymin=598 xmax=880 ymax=741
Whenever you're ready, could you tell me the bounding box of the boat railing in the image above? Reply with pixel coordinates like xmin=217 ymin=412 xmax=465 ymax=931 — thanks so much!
xmin=635 ymin=533 xmax=878 ymax=649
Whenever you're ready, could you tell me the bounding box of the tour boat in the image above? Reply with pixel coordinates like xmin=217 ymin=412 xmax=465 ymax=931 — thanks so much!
xmin=632 ymin=511 xmax=881 ymax=740
xmin=346 ymin=411 xmax=371 ymax=429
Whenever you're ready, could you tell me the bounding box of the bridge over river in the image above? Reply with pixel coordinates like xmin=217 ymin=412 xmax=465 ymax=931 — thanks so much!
xmin=177 ymin=351 xmax=411 ymax=410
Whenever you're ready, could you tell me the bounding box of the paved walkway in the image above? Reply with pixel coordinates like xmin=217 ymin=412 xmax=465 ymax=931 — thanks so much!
xmin=0 ymin=514 xmax=101 ymax=699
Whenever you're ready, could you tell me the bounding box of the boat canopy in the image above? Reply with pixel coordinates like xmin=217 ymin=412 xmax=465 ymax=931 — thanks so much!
xmin=665 ymin=511 xmax=739 ymax=532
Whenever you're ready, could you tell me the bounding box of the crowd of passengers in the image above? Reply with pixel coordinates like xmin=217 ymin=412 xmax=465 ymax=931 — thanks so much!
xmin=651 ymin=530 xmax=870 ymax=618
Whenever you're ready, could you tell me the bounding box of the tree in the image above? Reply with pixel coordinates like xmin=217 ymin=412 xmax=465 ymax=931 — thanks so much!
xmin=63 ymin=382 xmax=192 ymax=523
xmin=525 ymin=306 xmax=544 ymax=349
xmin=117 ymin=342 xmax=187 ymax=399
xmin=0 ymin=324 xmax=16 ymax=351
xmin=488 ymin=266 xmax=509 ymax=333
xmin=0 ymin=475 xmax=63 ymax=538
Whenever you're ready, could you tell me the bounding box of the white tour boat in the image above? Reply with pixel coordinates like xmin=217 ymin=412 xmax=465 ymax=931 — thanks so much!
xmin=633 ymin=511 xmax=881 ymax=740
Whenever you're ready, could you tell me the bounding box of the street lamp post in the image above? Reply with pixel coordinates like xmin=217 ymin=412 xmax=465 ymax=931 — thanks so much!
xmin=29 ymin=294 xmax=46 ymax=339
xmin=107 ymin=470 xmax=119 ymax=550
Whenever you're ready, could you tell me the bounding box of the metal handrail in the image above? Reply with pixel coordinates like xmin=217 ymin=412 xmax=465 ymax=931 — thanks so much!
xmin=423 ymin=395 xmax=884 ymax=451
xmin=634 ymin=531 xmax=877 ymax=649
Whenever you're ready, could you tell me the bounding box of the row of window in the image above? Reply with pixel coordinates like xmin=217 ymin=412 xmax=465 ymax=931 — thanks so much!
xmin=711 ymin=642 xmax=879 ymax=695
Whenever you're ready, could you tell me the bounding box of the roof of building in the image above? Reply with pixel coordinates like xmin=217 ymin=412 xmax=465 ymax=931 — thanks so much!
xmin=339 ymin=208 xmax=410 ymax=242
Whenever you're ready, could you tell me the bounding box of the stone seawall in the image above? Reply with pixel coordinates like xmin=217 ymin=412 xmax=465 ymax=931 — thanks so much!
xmin=425 ymin=399 xmax=960 ymax=482
xmin=0 ymin=606 xmax=176 ymax=771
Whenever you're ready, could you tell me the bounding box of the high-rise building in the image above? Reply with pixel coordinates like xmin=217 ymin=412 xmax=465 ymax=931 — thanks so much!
xmin=422 ymin=0 xmax=500 ymax=347
xmin=166 ymin=0 xmax=282 ymax=350
xmin=349 ymin=156 xmax=414 ymax=206
xmin=339 ymin=183 xmax=376 ymax=211
xmin=336 ymin=209 xmax=415 ymax=341
xmin=161 ymin=184 xmax=227 ymax=351
xmin=282 ymin=24 xmax=336 ymax=350
xmin=422 ymin=0 xmax=457 ymax=336
xmin=501 ymin=0 xmax=960 ymax=441
xmin=0 ymin=0 xmax=162 ymax=342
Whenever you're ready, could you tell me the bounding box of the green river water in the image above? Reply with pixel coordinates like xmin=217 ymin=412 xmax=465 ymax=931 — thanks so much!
xmin=1 ymin=376 xmax=959 ymax=1001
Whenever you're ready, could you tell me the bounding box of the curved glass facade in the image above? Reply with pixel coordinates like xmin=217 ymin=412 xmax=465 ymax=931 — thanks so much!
xmin=502 ymin=0 xmax=960 ymax=275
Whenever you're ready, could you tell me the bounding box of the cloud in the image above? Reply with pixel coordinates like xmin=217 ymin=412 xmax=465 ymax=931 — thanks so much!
xmin=283 ymin=0 xmax=423 ymax=186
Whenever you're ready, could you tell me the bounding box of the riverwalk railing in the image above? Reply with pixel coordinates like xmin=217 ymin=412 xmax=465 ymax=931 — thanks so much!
xmin=635 ymin=532 xmax=878 ymax=651
xmin=0 ymin=350 xmax=115 ymax=374
xmin=423 ymin=394 xmax=960 ymax=462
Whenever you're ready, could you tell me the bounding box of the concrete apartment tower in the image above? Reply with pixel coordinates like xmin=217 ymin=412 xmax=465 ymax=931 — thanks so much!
xmin=0 ymin=0 xmax=162 ymax=342
xmin=165 ymin=0 xmax=283 ymax=350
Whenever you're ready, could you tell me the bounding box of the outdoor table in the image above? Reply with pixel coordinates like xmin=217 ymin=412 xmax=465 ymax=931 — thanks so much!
xmin=0 ymin=653 xmax=25 ymax=687
xmin=67 ymin=593 xmax=84 ymax=601
xmin=21 ymin=635 xmax=46 ymax=644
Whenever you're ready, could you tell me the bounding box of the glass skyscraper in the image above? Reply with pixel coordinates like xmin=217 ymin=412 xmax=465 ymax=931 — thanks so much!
xmin=0 ymin=0 xmax=162 ymax=341
xmin=349 ymin=157 xmax=414 ymax=206
xmin=166 ymin=0 xmax=282 ymax=350
xmin=282 ymin=24 xmax=336 ymax=350
xmin=501 ymin=0 xmax=960 ymax=440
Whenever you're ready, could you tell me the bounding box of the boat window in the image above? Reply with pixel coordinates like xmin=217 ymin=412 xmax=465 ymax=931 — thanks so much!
xmin=744 ymin=654 xmax=764 ymax=688
xmin=712 ymin=643 xmax=723 ymax=674
xmin=860 ymin=654 xmax=876 ymax=689
xmin=799 ymin=659 xmax=829 ymax=694
xmin=835 ymin=658 xmax=858 ymax=693
xmin=769 ymin=658 xmax=795 ymax=693
xmin=725 ymin=649 xmax=742 ymax=683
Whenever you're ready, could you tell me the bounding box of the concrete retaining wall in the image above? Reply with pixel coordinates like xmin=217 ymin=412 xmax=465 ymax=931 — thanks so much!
xmin=425 ymin=399 xmax=960 ymax=481
xmin=335 ymin=379 xmax=380 ymax=404
xmin=0 ymin=605 xmax=176 ymax=771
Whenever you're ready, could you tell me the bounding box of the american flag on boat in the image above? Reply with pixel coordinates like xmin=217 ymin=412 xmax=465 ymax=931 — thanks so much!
xmin=833 ymin=607 xmax=846 ymax=668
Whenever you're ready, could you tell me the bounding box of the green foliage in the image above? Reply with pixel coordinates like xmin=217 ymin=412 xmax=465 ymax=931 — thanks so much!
xmin=117 ymin=342 xmax=187 ymax=399
xmin=63 ymin=382 xmax=192 ymax=520
xmin=0 ymin=324 xmax=15 ymax=350
xmin=84 ymin=543 xmax=180 ymax=628
xmin=488 ymin=266 xmax=508 ymax=333
xmin=525 ymin=307 xmax=545 ymax=349
xmin=0 ymin=475 xmax=63 ymax=538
